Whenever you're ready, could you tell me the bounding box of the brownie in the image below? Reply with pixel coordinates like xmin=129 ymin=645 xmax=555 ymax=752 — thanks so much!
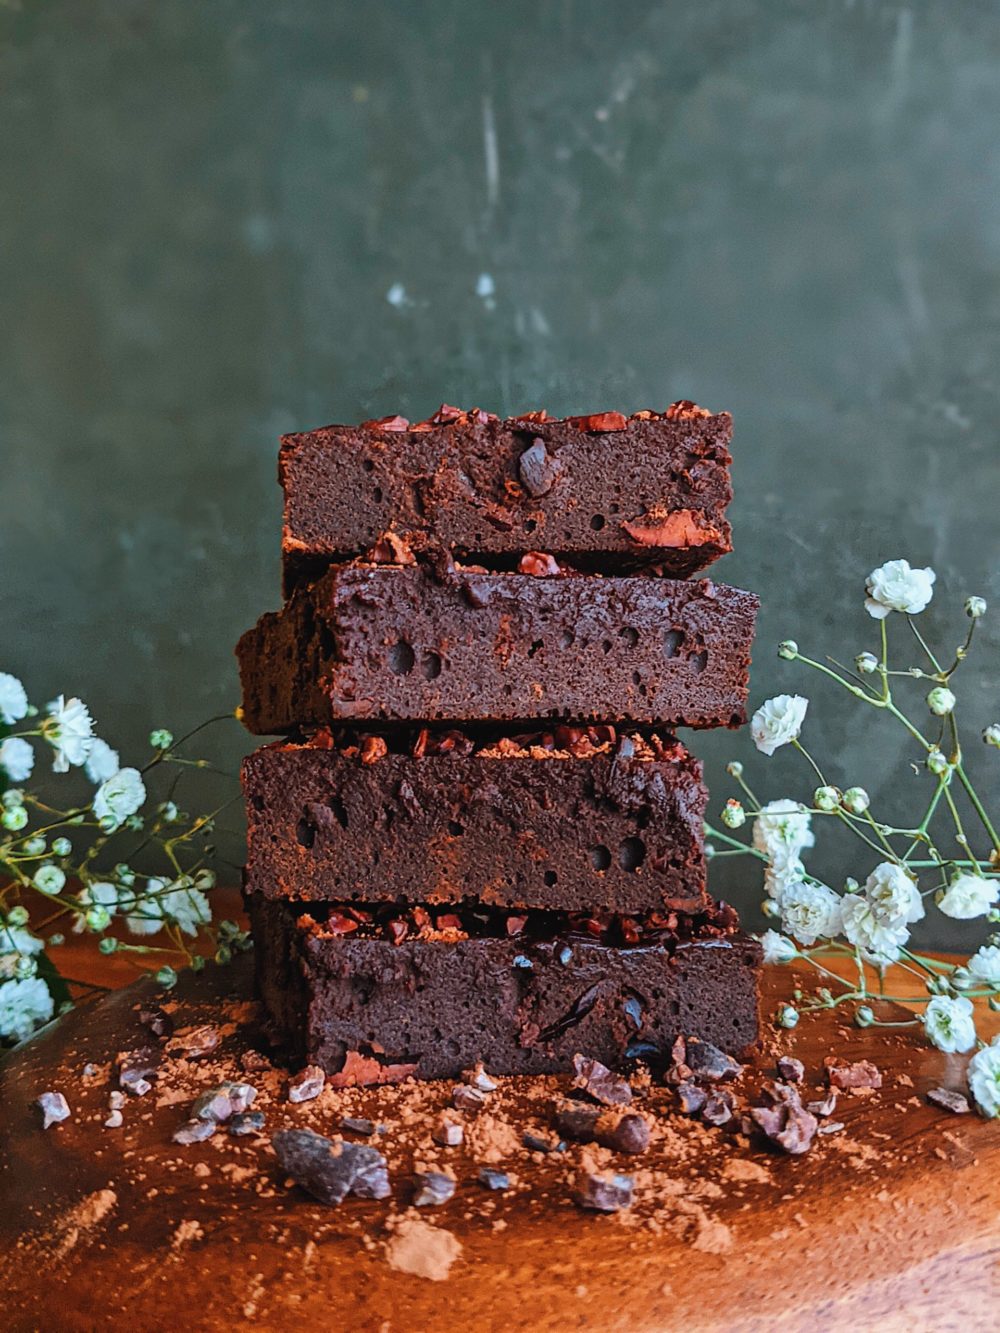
xmin=236 ymin=562 xmax=758 ymax=732
xmin=242 ymin=727 xmax=709 ymax=915
xmin=248 ymin=893 xmax=762 ymax=1080
xmin=279 ymin=403 xmax=733 ymax=590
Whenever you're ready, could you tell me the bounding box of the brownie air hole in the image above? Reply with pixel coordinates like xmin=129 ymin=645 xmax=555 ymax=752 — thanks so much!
xmin=590 ymin=514 xmax=606 ymax=531
xmin=296 ymin=817 xmax=316 ymax=849
xmin=692 ymin=650 xmax=708 ymax=674
xmin=663 ymin=629 xmax=685 ymax=658
xmin=362 ymin=459 xmax=375 ymax=473
xmin=559 ymin=629 xmax=575 ymax=649
xmin=388 ymin=640 xmax=415 ymax=675
xmin=543 ymin=870 xmax=558 ymax=886
xmin=329 ymin=796 xmax=349 ymax=829
xmin=527 ymin=639 xmax=544 ymax=659
xmin=448 ymin=821 xmax=465 ymax=837
xmin=618 ymin=837 xmax=646 ymax=872
xmin=589 ymin=844 xmax=612 ymax=871
xmin=421 ymin=650 xmax=442 ymax=680
xmin=619 ymin=626 xmax=638 ymax=648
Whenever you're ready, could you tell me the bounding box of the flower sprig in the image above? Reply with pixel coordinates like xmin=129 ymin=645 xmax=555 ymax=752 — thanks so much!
xmin=707 ymin=559 xmax=1000 ymax=1118
xmin=0 ymin=678 xmax=245 ymax=1044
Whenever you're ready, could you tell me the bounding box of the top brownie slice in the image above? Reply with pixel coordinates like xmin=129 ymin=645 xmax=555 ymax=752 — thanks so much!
xmin=279 ymin=402 xmax=732 ymax=590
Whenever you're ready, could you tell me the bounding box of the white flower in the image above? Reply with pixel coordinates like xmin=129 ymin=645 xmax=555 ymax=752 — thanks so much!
xmin=32 ymin=864 xmax=66 ymax=895
xmin=759 ymin=929 xmax=797 ymax=964
xmin=122 ymin=879 xmax=167 ymax=936
xmin=865 ymin=559 xmax=936 ymax=619
xmin=92 ymin=767 xmax=146 ymax=831
xmin=0 ymin=924 xmax=45 ymax=979
xmin=926 ymin=686 xmax=956 ymax=717
xmin=938 ymin=873 xmax=1000 ymax=920
xmin=863 ymin=862 xmax=925 ymax=930
xmin=752 ymin=799 xmax=815 ymax=860
xmin=751 ymin=695 xmax=809 ymax=756
xmin=779 ymin=880 xmax=843 ymax=946
xmin=162 ymin=883 xmax=211 ymax=937
xmin=841 ymin=893 xmax=910 ymax=965
xmin=968 ymin=944 xmax=1000 ymax=985
xmin=44 ymin=696 xmax=94 ymax=772
xmin=0 ymin=673 xmax=28 ymax=725
xmin=923 ymin=995 xmax=977 ymax=1054
xmin=84 ymin=738 xmax=120 ymax=784
xmin=763 ymin=855 xmax=808 ymax=907
xmin=0 ymin=976 xmax=54 ymax=1040
xmin=0 ymin=737 xmax=34 ymax=783
xmin=968 ymin=1037 xmax=1000 ymax=1118
xmin=72 ymin=881 xmax=119 ymax=934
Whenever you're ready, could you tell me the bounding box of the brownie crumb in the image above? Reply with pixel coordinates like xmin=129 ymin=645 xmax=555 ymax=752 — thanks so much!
xmin=824 ymin=1057 xmax=882 ymax=1091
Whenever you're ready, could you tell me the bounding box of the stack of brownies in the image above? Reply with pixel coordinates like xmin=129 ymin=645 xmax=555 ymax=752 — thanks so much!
xmin=236 ymin=402 xmax=761 ymax=1083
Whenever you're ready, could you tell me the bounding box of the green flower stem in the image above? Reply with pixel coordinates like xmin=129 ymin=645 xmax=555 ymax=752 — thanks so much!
xmin=702 ymin=822 xmax=769 ymax=859
xmin=906 ymin=615 xmax=945 ymax=675
xmin=791 ymin=738 xmax=827 ymax=786
xmin=941 ymin=782 xmax=983 ymax=874
xmin=953 ymin=761 xmax=1000 ymax=855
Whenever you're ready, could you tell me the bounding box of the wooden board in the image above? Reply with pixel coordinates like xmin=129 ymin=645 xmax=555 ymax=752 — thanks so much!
xmin=1 ymin=956 xmax=998 ymax=1331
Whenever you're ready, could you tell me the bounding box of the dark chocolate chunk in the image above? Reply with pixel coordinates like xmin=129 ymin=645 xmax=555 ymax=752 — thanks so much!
xmin=272 ymin=1128 xmax=391 ymax=1204
xmin=517 ymin=438 xmax=563 ymax=498
xmin=751 ymin=1082 xmax=818 ymax=1154
xmin=288 ymin=1065 xmax=326 ymax=1103
xmin=575 ymin=1171 xmax=634 ymax=1212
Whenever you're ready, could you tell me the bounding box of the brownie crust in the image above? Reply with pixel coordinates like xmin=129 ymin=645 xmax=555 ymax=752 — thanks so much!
xmin=242 ymin=729 xmax=709 ymax=915
xmin=249 ymin=894 xmax=762 ymax=1080
xmin=236 ymin=563 xmax=758 ymax=732
xmin=279 ymin=403 xmax=733 ymax=590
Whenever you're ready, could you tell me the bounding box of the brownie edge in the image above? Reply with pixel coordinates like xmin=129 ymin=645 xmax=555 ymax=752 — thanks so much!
xmin=249 ymin=894 xmax=762 ymax=1081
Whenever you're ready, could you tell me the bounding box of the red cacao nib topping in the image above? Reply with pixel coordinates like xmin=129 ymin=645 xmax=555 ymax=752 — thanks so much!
xmin=288 ymin=725 xmax=685 ymax=765
xmin=359 ymin=413 xmax=410 ymax=432
xmin=518 ymin=551 xmax=561 ymax=577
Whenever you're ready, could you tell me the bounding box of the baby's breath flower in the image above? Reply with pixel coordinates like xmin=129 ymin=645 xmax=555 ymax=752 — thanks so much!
xmin=965 ymin=596 xmax=987 ymax=619
xmin=854 ymin=1005 xmax=875 ymax=1027
xmin=968 ymin=1038 xmax=1000 ymax=1117
xmin=158 ymin=800 xmax=179 ymax=823
xmin=84 ymin=738 xmax=120 ymax=784
xmin=2 ymin=789 xmax=23 ymax=808
xmin=841 ymin=893 xmax=909 ymax=965
xmin=114 ymin=863 xmax=136 ymax=887
xmin=761 ymin=898 xmax=780 ymax=919
xmin=0 ymin=976 xmax=54 ymax=1040
xmin=85 ymin=906 xmax=112 ymax=933
xmin=923 ymin=995 xmax=977 ymax=1054
xmin=813 ymin=785 xmax=840 ymax=812
xmin=122 ymin=881 xmax=166 ymax=936
xmin=779 ymin=881 xmax=843 ymax=946
xmin=926 ymin=686 xmax=956 ymax=717
xmin=0 ymin=673 xmax=29 ymax=725
xmin=33 ymin=864 xmax=66 ymax=896
xmin=759 ymin=929 xmax=797 ymax=964
xmin=855 ymin=651 xmax=879 ymax=675
xmin=6 ymin=906 xmax=29 ymax=928
xmin=72 ymin=881 xmax=118 ymax=934
xmin=753 ymin=799 xmax=815 ymax=860
xmin=842 ymin=786 xmax=870 ymax=814
xmin=2 ymin=806 xmax=28 ymax=832
xmin=926 ymin=747 xmax=950 ymax=776
xmin=864 ymin=559 xmax=936 ymax=620
xmin=751 ymin=695 xmax=808 ymax=756
xmin=43 ymin=696 xmax=94 ymax=772
xmin=149 ymin=728 xmax=174 ymax=750
xmin=968 ymin=944 xmax=1000 ymax=985
xmin=721 ymin=799 xmax=746 ymax=830
xmin=777 ymin=1005 xmax=799 ymax=1029
xmin=194 ymin=868 xmax=216 ymax=891
xmin=98 ymin=937 xmax=118 ymax=954
xmin=51 ymin=836 xmax=72 ymax=857
xmin=937 ymin=872 xmax=1000 ymax=920
xmin=92 ymin=767 xmax=146 ymax=831
xmin=22 ymin=836 xmax=45 ymax=855
xmin=0 ymin=737 xmax=34 ymax=783
xmin=983 ymin=724 xmax=1000 ymax=748
xmin=863 ymin=862 xmax=924 ymax=929
xmin=725 ymin=761 xmax=743 ymax=778
xmin=777 ymin=639 xmax=798 ymax=660
xmin=161 ymin=882 xmax=211 ymax=937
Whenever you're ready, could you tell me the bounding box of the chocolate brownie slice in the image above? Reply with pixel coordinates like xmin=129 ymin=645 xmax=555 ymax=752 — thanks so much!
xmin=243 ymin=727 xmax=709 ymax=915
xmin=248 ymin=893 xmax=761 ymax=1080
xmin=236 ymin=562 xmax=758 ymax=732
xmin=279 ymin=403 xmax=733 ymax=590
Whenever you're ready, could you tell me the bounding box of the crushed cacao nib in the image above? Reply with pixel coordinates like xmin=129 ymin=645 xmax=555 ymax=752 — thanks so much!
xmin=571 ymin=1053 xmax=633 ymax=1106
xmin=288 ymin=1065 xmax=326 ymax=1103
xmin=291 ymin=723 xmax=682 ymax=764
xmin=675 ymin=1082 xmax=708 ymax=1115
xmin=684 ymin=1037 xmax=743 ymax=1083
xmin=192 ymin=1082 xmax=257 ymax=1124
xmin=173 ymin=1118 xmax=217 ymax=1146
xmin=927 ymin=1087 xmax=970 ymax=1114
xmin=554 ymin=1102 xmax=650 ymax=1155
xmin=229 ymin=1111 xmax=266 ymax=1136
xmin=824 ymin=1057 xmax=882 ymax=1091
xmin=240 ymin=1049 xmax=272 ymax=1074
xmin=116 ymin=1047 xmax=159 ymax=1096
xmin=432 ymin=1114 xmax=464 ymax=1147
xmin=272 ymin=1128 xmax=391 ymax=1205
xmin=701 ymin=1090 xmax=735 ymax=1127
xmin=518 ymin=551 xmax=561 ymax=577
xmin=477 ymin=1167 xmax=511 ymax=1191
xmin=167 ymin=1024 xmax=220 ymax=1059
xmin=412 ymin=1170 xmax=456 ymax=1207
xmin=776 ymin=1056 xmax=805 ymax=1084
xmin=750 ymin=1081 xmax=819 ymax=1155
xmin=566 ymin=411 xmax=628 ymax=433
xmin=138 ymin=1005 xmax=174 ymax=1039
xmin=522 ymin=1131 xmax=562 ymax=1154
xmin=807 ymin=1091 xmax=838 ymax=1117
xmin=341 ymin=1116 xmax=377 ymax=1136
xmin=517 ymin=438 xmax=564 ymax=498
xmin=576 ymin=1170 xmax=634 ymax=1212
xmin=359 ymin=735 xmax=388 ymax=765
xmin=35 ymin=1091 xmax=70 ymax=1129
xmin=452 ymin=1085 xmax=488 ymax=1112
xmin=818 ymin=1121 xmax=845 ymax=1135
xmin=461 ymin=1063 xmax=498 ymax=1093
xmin=366 ymin=531 xmax=416 ymax=566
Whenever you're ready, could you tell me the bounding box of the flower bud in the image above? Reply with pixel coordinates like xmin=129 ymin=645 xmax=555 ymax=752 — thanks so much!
xmin=777 ymin=639 xmax=798 ymax=661
xmin=844 ymin=876 xmax=860 ymax=893
xmin=721 ymin=799 xmax=746 ymax=830
xmin=855 ymin=652 xmax=879 ymax=675
xmin=762 ymin=898 xmax=780 ymax=919
xmin=149 ymin=728 xmax=174 ymax=750
xmin=951 ymin=966 xmax=973 ymax=991
xmin=990 ymin=996 xmax=1000 ymax=1012
xmin=115 ymin=863 xmax=136 ymax=886
xmin=98 ymin=936 xmax=118 ymax=954
xmin=927 ymin=686 xmax=956 ymax=716
xmin=726 ymin=761 xmax=744 ymax=778
xmin=776 ymin=1005 xmax=799 ymax=1029
xmin=158 ymin=801 xmax=179 ymax=823
xmin=2 ymin=805 xmax=28 ymax=831
xmin=85 ymin=906 xmax=112 ymax=933
xmin=2 ymin=788 xmax=24 ymax=808
xmin=925 ymin=975 xmax=943 ymax=995
xmin=51 ymin=836 xmax=72 ymax=857
xmin=98 ymin=814 xmax=118 ymax=833
xmin=926 ymin=747 xmax=950 ymax=777
xmin=7 ymin=905 xmax=29 ymax=927
xmin=989 ymin=908 xmax=1000 ymax=924
xmin=48 ymin=932 xmax=64 ymax=947
xmin=854 ymin=1005 xmax=875 ymax=1027
xmin=704 ymin=842 xmax=716 ymax=859
xmin=965 ymin=596 xmax=987 ymax=619
xmin=190 ymin=954 xmax=206 ymax=972
xmin=983 ymin=724 xmax=1000 ymax=748
xmin=842 ymin=787 xmax=870 ymax=814
xmin=155 ymin=966 xmax=178 ymax=989
xmin=14 ymin=954 xmax=37 ymax=980
xmin=813 ymin=785 xmax=840 ymax=812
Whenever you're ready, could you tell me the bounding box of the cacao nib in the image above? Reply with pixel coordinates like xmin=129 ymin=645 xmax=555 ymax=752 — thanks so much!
xmin=676 ymin=1082 xmax=708 ymax=1115
xmin=517 ymin=438 xmax=563 ymax=498
xmin=571 ymin=1053 xmax=633 ymax=1107
xmin=927 ymin=1087 xmax=970 ymax=1114
xmin=824 ymin=1058 xmax=882 ymax=1091
xmin=576 ymin=1170 xmax=633 ymax=1212
xmin=288 ymin=1065 xmax=326 ymax=1103
xmin=341 ymin=1116 xmax=377 ymax=1136
xmin=478 ymin=1167 xmax=511 ymax=1191
xmin=701 ymin=1090 xmax=734 ymax=1127
xmin=35 ymin=1091 xmax=70 ymax=1129
xmin=776 ymin=1056 xmax=805 ymax=1083
xmin=229 ymin=1111 xmax=266 ymax=1136
xmin=684 ymin=1037 xmax=743 ymax=1083
xmin=272 ymin=1128 xmax=391 ymax=1204
xmin=412 ymin=1170 xmax=456 ymax=1206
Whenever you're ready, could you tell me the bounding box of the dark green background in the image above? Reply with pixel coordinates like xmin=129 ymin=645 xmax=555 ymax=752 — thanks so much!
xmin=3 ymin=1 xmax=999 ymax=941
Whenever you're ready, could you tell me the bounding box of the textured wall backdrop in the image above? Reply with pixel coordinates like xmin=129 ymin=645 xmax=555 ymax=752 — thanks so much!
xmin=2 ymin=0 xmax=999 ymax=942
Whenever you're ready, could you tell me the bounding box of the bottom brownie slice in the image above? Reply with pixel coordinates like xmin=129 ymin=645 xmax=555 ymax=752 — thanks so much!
xmin=248 ymin=894 xmax=761 ymax=1081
